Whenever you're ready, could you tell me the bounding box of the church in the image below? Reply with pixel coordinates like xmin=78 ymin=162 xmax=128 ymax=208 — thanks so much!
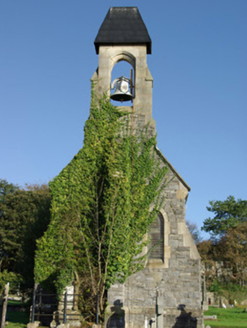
xmin=92 ymin=7 xmax=204 ymax=328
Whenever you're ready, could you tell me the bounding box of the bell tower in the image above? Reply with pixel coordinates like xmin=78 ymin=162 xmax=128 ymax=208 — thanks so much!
xmin=91 ymin=7 xmax=155 ymax=128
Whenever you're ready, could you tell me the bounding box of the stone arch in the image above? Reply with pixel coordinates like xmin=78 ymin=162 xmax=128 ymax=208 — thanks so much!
xmin=110 ymin=51 xmax=136 ymax=72
xmin=148 ymin=212 xmax=164 ymax=260
xmin=146 ymin=209 xmax=170 ymax=268
xmin=159 ymin=209 xmax=171 ymax=267
xmin=109 ymin=51 xmax=136 ymax=101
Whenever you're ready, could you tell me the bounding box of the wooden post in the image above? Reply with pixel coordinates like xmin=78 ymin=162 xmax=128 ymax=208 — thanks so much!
xmin=1 ymin=283 xmax=9 ymax=328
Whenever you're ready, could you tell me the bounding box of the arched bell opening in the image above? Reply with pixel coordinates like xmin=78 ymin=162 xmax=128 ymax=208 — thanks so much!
xmin=110 ymin=59 xmax=135 ymax=106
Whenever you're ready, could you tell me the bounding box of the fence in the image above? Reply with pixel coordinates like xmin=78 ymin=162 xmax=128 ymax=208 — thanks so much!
xmin=30 ymin=289 xmax=83 ymax=326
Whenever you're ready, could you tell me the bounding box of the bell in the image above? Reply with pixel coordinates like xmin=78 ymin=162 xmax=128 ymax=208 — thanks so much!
xmin=110 ymin=76 xmax=133 ymax=102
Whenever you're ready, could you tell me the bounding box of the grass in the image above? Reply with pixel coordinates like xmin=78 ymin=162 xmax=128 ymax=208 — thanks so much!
xmin=7 ymin=300 xmax=25 ymax=306
xmin=2 ymin=304 xmax=247 ymax=328
xmin=1 ymin=311 xmax=29 ymax=328
xmin=204 ymin=306 xmax=247 ymax=328
xmin=0 ymin=299 xmax=29 ymax=328
xmin=1 ymin=310 xmax=48 ymax=328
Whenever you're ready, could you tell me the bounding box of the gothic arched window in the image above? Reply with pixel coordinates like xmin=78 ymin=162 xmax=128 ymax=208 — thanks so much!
xmin=148 ymin=213 xmax=164 ymax=261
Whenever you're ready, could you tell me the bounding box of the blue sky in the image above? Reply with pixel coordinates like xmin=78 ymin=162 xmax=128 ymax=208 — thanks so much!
xmin=1 ymin=1 xmax=246 ymax=239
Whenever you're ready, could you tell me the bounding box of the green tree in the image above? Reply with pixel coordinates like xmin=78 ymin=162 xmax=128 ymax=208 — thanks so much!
xmin=35 ymin=95 xmax=168 ymax=319
xmin=0 ymin=183 xmax=51 ymax=289
xmin=0 ymin=179 xmax=19 ymax=202
xmin=0 ymin=270 xmax=23 ymax=294
xmin=0 ymin=179 xmax=20 ymax=271
xmin=199 ymin=196 xmax=247 ymax=295
xmin=202 ymin=196 xmax=247 ymax=239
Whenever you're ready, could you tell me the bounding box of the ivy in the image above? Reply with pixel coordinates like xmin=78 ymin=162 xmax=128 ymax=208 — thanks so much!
xmin=34 ymin=94 xmax=168 ymax=319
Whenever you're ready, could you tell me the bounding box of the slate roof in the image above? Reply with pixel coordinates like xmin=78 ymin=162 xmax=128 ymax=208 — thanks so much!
xmin=94 ymin=7 xmax=152 ymax=54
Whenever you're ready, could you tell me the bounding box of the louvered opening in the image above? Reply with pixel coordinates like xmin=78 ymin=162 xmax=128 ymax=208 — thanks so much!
xmin=148 ymin=213 xmax=164 ymax=260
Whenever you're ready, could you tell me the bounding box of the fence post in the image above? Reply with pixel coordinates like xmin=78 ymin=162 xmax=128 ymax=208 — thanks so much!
xmin=63 ymin=291 xmax=67 ymax=324
xmin=31 ymin=287 xmax=36 ymax=323
xmin=96 ymin=292 xmax=99 ymax=324
xmin=1 ymin=283 xmax=9 ymax=328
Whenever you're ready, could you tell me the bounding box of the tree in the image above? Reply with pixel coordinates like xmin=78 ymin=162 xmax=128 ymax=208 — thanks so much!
xmin=202 ymin=196 xmax=247 ymax=239
xmin=186 ymin=220 xmax=202 ymax=245
xmin=197 ymin=239 xmax=220 ymax=290
xmin=199 ymin=196 xmax=247 ymax=297
xmin=197 ymin=239 xmax=213 ymax=262
xmin=0 ymin=180 xmax=20 ymax=271
xmin=216 ymin=222 xmax=247 ymax=285
xmin=0 ymin=179 xmax=19 ymax=202
xmin=35 ymin=95 xmax=168 ymax=319
xmin=0 ymin=183 xmax=51 ymax=289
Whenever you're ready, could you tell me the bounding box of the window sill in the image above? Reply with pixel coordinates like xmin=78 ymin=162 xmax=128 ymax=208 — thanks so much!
xmin=146 ymin=259 xmax=165 ymax=268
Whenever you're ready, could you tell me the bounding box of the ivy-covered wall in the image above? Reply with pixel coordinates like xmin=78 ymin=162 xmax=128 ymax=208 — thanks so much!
xmin=34 ymin=95 xmax=168 ymax=319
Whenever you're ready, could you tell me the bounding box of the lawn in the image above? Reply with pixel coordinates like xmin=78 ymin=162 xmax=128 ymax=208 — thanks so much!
xmin=1 ymin=300 xmax=29 ymax=328
xmin=7 ymin=300 xmax=24 ymax=306
xmin=0 ymin=310 xmax=48 ymax=328
xmin=1 ymin=311 xmax=29 ymax=328
xmin=204 ymin=306 xmax=247 ymax=328
xmin=3 ymin=305 xmax=247 ymax=328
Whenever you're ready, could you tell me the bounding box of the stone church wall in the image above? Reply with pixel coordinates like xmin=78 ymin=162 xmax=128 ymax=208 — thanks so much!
xmin=106 ymin=170 xmax=204 ymax=328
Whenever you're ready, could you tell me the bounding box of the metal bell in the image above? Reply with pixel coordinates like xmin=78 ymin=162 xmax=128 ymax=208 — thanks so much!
xmin=110 ymin=76 xmax=133 ymax=102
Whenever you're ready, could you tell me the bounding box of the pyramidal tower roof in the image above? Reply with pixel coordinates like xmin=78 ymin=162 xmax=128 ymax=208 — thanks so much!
xmin=94 ymin=7 xmax=152 ymax=54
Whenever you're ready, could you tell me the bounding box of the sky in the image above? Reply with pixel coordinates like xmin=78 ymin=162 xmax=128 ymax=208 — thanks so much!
xmin=1 ymin=0 xmax=246 ymax=239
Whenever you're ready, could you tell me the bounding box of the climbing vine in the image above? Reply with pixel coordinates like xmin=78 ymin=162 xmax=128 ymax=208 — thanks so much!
xmin=34 ymin=94 xmax=168 ymax=319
